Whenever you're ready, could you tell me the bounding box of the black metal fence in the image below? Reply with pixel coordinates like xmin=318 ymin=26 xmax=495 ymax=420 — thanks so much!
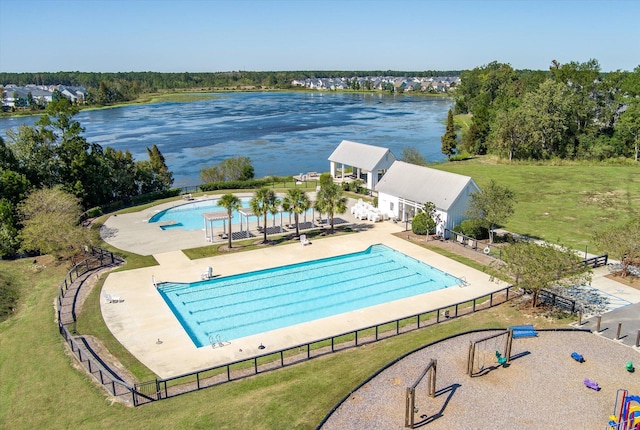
xmin=56 ymin=246 xmax=122 ymax=324
xmin=443 ymin=228 xmax=503 ymax=259
xmin=443 ymin=228 xmax=608 ymax=268
xmin=538 ymin=289 xmax=580 ymax=313
xmin=58 ymin=323 xmax=136 ymax=401
xmin=582 ymin=254 xmax=608 ymax=268
xmin=132 ymin=285 xmax=520 ymax=405
xmin=55 ymin=246 xmax=139 ymax=403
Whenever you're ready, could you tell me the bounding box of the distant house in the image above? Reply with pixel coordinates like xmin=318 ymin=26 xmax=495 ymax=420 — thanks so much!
xmin=1 ymin=84 xmax=86 ymax=107
xmin=328 ymin=140 xmax=396 ymax=191
xmin=58 ymin=86 xmax=86 ymax=103
xmin=375 ymin=161 xmax=480 ymax=236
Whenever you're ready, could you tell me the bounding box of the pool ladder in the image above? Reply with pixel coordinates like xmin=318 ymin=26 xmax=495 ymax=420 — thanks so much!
xmin=209 ymin=334 xmax=225 ymax=349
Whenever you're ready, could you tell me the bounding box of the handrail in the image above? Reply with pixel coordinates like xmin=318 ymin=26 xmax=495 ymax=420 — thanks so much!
xmin=54 ymin=246 xmax=143 ymax=404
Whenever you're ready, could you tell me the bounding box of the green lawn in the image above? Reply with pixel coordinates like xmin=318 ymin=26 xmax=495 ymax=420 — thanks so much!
xmin=434 ymin=158 xmax=640 ymax=253
xmin=0 ymin=252 xmax=573 ymax=429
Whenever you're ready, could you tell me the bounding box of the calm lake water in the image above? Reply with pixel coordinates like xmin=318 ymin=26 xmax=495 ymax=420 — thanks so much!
xmin=0 ymin=92 xmax=452 ymax=186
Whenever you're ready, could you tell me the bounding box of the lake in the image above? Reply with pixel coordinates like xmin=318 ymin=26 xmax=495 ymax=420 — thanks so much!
xmin=0 ymin=92 xmax=452 ymax=186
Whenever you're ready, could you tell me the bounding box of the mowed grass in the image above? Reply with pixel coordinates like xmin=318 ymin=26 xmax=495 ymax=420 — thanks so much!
xmin=1 ymin=254 xmax=571 ymax=429
xmin=434 ymin=158 xmax=640 ymax=253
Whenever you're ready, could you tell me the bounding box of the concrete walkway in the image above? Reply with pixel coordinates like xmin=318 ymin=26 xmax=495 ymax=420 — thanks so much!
xmin=574 ymin=267 xmax=640 ymax=348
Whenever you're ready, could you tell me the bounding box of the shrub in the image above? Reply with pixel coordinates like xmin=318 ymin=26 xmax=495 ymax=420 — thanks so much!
xmin=85 ymin=207 xmax=103 ymax=218
xmin=131 ymin=188 xmax=181 ymax=204
xmin=412 ymin=211 xmax=435 ymax=235
xmin=199 ymin=179 xmax=270 ymax=192
xmin=460 ymin=219 xmax=489 ymax=239
xmin=450 ymin=151 xmax=473 ymax=161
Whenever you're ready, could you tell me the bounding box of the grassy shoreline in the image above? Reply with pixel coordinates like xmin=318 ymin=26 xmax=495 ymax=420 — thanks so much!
xmin=0 ymin=88 xmax=449 ymax=118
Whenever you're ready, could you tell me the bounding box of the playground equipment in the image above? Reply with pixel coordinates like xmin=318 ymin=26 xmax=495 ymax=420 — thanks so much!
xmin=584 ymin=378 xmax=601 ymax=391
xmin=467 ymin=329 xmax=513 ymax=376
xmin=405 ymin=359 xmax=437 ymax=429
xmin=509 ymin=324 xmax=538 ymax=338
xmin=608 ymin=389 xmax=640 ymax=430
xmin=571 ymin=352 xmax=585 ymax=363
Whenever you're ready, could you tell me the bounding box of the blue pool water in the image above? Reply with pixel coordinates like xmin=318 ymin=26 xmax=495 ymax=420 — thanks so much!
xmin=157 ymin=244 xmax=460 ymax=347
xmin=149 ymin=198 xmax=313 ymax=231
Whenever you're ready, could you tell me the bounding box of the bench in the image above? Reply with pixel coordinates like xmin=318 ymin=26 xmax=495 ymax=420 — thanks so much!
xmin=509 ymin=324 xmax=538 ymax=338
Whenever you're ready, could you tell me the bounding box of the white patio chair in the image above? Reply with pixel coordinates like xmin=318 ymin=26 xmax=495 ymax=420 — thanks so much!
xmin=201 ymin=266 xmax=213 ymax=280
xmin=104 ymin=293 xmax=121 ymax=303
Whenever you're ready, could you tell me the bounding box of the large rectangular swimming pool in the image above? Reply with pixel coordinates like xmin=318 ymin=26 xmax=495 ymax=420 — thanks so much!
xmin=157 ymin=244 xmax=461 ymax=347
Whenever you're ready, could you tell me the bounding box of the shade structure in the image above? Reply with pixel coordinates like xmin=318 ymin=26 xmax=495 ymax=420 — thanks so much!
xmin=238 ymin=209 xmax=255 ymax=239
xmin=202 ymin=211 xmax=230 ymax=242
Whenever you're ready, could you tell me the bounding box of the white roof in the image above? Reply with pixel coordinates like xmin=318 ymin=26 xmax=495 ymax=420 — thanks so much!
xmin=328 ymin=140 xmax=396 ymax=172
xmin=375 ymin=161 xmax=479 ymax=211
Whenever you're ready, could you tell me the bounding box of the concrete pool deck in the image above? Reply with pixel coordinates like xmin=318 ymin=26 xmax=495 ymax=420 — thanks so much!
xmin=101 ymin=197 xmax=512 ymax=379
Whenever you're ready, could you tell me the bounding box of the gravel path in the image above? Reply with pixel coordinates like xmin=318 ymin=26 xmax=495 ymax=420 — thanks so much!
xmin=319 ymin=330 xmax=640 ymax=429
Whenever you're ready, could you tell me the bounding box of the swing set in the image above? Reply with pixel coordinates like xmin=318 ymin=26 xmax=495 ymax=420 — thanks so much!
xmin=404 ymin=359 xmax=437 ymax=428
xmin=466 ymin=329 xmax=513 ymax=376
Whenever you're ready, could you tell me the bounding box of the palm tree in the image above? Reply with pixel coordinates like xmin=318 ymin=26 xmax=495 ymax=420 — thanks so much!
xmin=268 ymin=199 xmax=280 ymax=231
xmin=282 ymin=188 xmax=311 ymax=237
xmin=217 ymin=193 xmax=241 ymax=248
xmin=250 ymin=187 xmax=279 ymax=243
xmin=315 ymin=182 xmax=347 ymax=233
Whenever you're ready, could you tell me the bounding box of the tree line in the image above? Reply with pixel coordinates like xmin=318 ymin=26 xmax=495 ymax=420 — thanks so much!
xmin=0 ymin=97 xmax=174 ymax=258
xmin=451 ymin=59 xmax=640 ymax=161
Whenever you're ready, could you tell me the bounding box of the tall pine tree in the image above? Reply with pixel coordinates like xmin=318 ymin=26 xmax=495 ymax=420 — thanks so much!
xmin=441 ymin=109 xmax=457 ymax=159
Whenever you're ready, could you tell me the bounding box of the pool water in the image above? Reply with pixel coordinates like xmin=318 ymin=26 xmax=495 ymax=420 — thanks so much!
xmin=157 ymin=244 xmax=460 ymax=347
xmin=148 ymin=198 xmax=313 ymax=231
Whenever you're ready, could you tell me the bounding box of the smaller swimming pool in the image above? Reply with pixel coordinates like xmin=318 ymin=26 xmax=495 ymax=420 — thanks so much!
xmin=149 ymin=197 xmax=313 ymax=231
xmin=157 ymin=244 xmax=461 ymax=347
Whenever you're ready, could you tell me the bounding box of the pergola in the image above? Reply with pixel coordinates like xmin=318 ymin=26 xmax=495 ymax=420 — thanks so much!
xmin=202 ymin=211 xmax=230 ymax=242
xmin=240 ymin=207 xmax=287 ymax=236
xmin=238 ymin=209 xmax=256 ymax=239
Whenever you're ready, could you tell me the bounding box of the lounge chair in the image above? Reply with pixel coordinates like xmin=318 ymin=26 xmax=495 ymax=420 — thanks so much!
xmin=201 ymin=266 xmax=214 ymax=280
xmin=300 ymin=234 xmax=310 ymax=246
xmin=104 ymin=293 xmax=122 ymax=303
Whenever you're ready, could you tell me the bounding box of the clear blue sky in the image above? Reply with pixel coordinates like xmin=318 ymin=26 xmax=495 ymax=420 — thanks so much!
xmin=1 ymin=0 xmax=638 ymax=73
